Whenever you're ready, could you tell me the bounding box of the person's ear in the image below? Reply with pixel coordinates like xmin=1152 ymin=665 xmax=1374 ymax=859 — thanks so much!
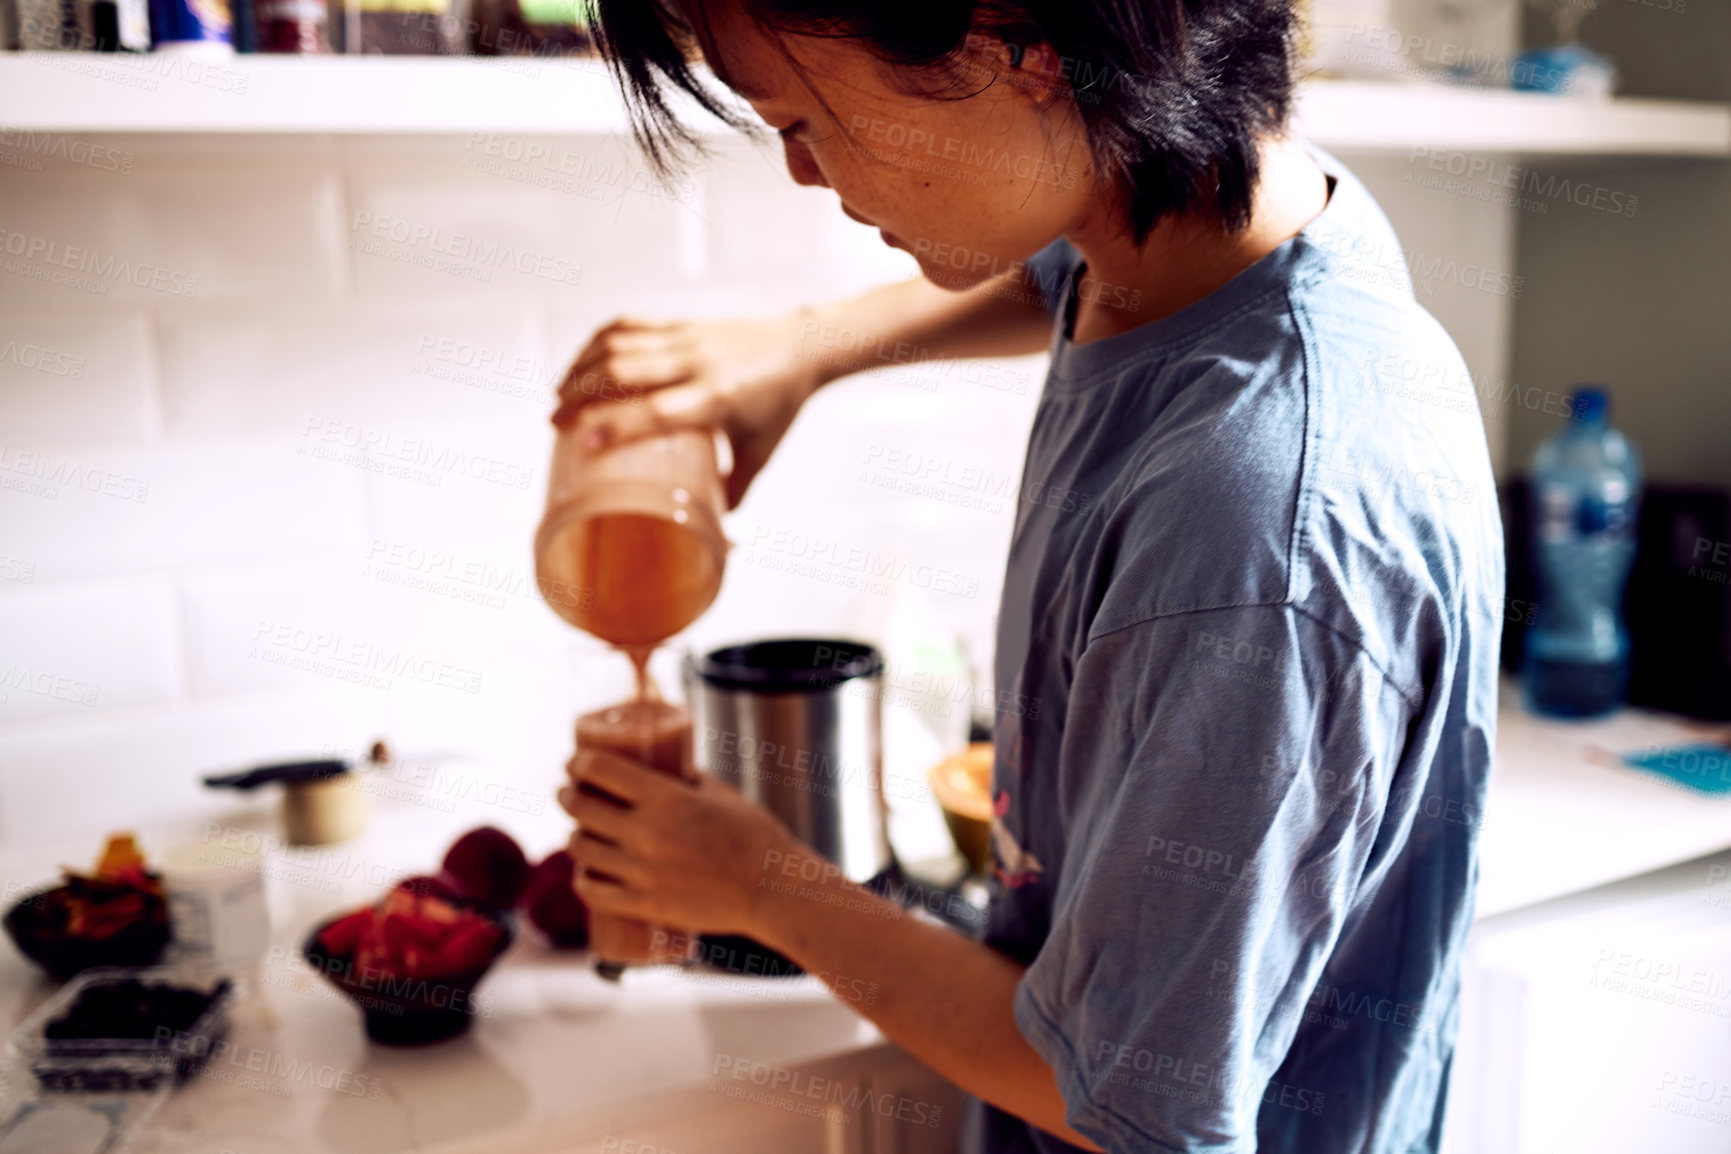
xmin=956 ymin=31 xmax=1068 ymax=104
xmin=1014 ymin=42 xmax=1068 ymax=102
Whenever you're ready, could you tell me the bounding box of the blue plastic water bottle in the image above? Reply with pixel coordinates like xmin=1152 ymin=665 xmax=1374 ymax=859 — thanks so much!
xmin=1523 ymin=386 xmax=1642 ymax=718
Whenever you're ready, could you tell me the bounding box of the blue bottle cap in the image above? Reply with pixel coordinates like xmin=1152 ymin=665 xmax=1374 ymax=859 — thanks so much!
xmin=1571 ymin=386 xmax=1608 ymax=423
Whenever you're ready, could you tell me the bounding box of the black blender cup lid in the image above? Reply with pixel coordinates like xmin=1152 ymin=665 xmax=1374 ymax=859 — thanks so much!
xmin=694 ymin=639 xmax=883 ymax=692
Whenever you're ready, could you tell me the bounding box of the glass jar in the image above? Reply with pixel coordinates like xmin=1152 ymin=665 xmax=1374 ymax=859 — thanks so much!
xmin=345 ymin=0 xmax=465 ymax=53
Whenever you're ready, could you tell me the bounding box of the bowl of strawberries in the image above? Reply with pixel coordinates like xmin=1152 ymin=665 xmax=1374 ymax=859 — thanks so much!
xmin=304 ymin=878 xmax=512 ymax=1045
xmin=303 ymin=827 xmax=534 ymax=1045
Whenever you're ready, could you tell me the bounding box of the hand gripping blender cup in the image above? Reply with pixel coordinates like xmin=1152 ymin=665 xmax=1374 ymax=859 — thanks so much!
xmin=534 ymin=423 xmax=728 ymax=979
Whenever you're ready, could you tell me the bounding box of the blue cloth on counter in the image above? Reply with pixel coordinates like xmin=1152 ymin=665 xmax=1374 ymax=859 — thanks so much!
xmin=971 ymin=148 xmax=1505 ymax=1154
xmin=1623 ymin=744 xmax=1731 ymax=795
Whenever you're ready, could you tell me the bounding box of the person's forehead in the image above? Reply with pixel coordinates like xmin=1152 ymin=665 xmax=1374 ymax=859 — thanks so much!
xmin=678 ymin=0 xmax=784 ymax=102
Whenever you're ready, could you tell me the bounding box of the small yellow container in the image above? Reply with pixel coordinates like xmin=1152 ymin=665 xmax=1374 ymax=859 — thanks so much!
xmin=928 ymin=743 xmax=995 ymax=874
xmin=282 ymin=772 xmax=368 ymax=845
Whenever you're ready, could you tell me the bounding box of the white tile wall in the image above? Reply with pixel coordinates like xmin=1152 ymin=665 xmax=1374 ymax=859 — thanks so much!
xmin=0 ymin=311 xmax=157 ymax=446
xmin=0 ymin=689 xmax=376 ymax=848
xmin=0 ymin=441 xmax=366 ymax=581
xmin=342 ymin=141 xmax=694 ymax=299
xmin=0 ymin=580 xmax=181 ymax=723
xmin=156 ymin=302 xmax=548 ymax=438
xmin=0 ymin=131 xmax=1508 ymax=856
xmin=0 ymin=133 xmax=1031 ymax=855
xmin=0 ymin=167 xmax=345 ymax=307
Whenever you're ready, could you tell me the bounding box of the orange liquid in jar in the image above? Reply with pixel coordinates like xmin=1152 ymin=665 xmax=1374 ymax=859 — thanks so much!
xmin=574 ymin=697 xmax=699 ymax=969
xmin=539 ymin=512 xmax=722 ymax=647
xmin=538 ymin=508 xmax=721 ymax=973
xmin=535 ymin=426 xmax=726 ymax=974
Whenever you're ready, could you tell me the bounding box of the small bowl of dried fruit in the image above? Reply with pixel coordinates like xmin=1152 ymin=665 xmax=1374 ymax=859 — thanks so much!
xmin=304 ymin=876 xmax=514 ymax=1045
xmin=3 ymin=835 xmax=172 ymax=980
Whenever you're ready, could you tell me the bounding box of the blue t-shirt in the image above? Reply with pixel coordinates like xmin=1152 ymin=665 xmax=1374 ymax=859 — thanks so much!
xmin=972 ymin=149 xmax=1504 ymax=1154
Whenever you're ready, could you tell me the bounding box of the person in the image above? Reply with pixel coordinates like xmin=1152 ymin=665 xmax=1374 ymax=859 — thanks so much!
xmin=552 ymin=1 xmax=1504 ymax=1151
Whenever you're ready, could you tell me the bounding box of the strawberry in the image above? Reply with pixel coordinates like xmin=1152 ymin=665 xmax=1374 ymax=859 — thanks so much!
xmin=441 ymin=828 xmax=530 ymax=910
xmin=417 ymin=895 xmax=463 ymax=926
xmin=421 ymin=916 xmax=503 ymax=979
xmin=317 ymin=909 xmax=375 ymax=958
xmin=392 ymin=872 xmax=468 ymax=906
xmin=379 ymin=911 xmax=438 ymax=973
xmin=523 ymin=851 xmax=588 ymax=948
xmin=378 ymin=887 xmax=419 ymax=920
xmin=353 ymin=929 xmax=389 ymax=980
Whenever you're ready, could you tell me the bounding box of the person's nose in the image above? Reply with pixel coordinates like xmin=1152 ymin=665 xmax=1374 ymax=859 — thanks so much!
xmin=781 ymin=137 xmax=827 ymax=188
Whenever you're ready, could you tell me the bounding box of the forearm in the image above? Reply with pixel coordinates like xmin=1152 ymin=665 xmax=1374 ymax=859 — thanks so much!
xmin=749 ymin=845 xmax=1101 ymax=1151
xmin=795 ymin=272 xmax=1052 ymax=388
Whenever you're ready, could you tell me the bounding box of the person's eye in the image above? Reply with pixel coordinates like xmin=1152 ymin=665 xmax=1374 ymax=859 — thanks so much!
xmin=777 ymin=121 xmax=829 ymax=146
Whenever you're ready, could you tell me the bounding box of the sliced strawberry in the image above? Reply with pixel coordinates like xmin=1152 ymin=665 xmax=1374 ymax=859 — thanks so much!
xmin=317 ymin=909 xmax=375 ymax=958
xmin=379 ymin=911 xmax=438 ymax=971
xmin=420 ymin=916 xmax=503 ymax=978
xmin=353 ymin=932 xmax=388 ymax=980
xmin=379 ymin=887 xmax=419 ymax=920
xmin=384 ymin=913 xmax=446 ymax=948
xmin=401 ymin=944 xmax=427 ymax=975
xmin=370 ymin=907 xmax=406 ymax=976
xmin=417 ymin=895 xmax=463 ymax=926
xmin=393 ymin=872 xmax=468 ymax=906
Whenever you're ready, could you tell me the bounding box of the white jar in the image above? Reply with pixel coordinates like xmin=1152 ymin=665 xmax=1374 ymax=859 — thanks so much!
xmin=160 ymin=838 xmax=271 ymax=972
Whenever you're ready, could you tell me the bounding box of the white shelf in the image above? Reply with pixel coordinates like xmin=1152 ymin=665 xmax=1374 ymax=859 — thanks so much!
xmin=1 ymin=54 xmax=1727 ymax=158
xmin=1297 ymin=78 xmax=1731 ymax=159
xmin=0 ymin=53 xmax=644 ymax=134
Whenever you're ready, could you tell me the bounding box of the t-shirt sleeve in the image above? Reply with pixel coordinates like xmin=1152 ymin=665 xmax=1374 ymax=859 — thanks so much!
xmin=1012 ymin=604 xmax=1413 ymax=1153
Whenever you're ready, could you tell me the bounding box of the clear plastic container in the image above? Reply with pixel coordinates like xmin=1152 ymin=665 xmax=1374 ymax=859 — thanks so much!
xmin=10 ymin=967 xmax=235 ymax=1092
xmin=0 ymin=1070 xmax=168 ymax=1154
xmin=534 ymin=427 xmax=728 ymax=654
xmin=535 ymin=424 xmax=728 ymax=976
xmin=575 ymin=698 xmax=701 ymax=973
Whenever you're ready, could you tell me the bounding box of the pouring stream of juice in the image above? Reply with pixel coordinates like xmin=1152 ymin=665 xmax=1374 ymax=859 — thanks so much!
xmin=535 ymin=445 xmax=726 ymax=979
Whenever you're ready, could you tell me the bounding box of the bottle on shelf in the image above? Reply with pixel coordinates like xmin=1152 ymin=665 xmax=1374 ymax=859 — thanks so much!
xmin=470 ymin=0 xmax=589 ymax=59
xmin=1522 ymin=385 xmax=1642 ymax=718
xmin=252 ymin=0 xmax=329 ymax=52
xmin=15 ymin=0 xmax=148 ymax=49
xmin=343 ymin=0 xmax=463 ymax=53
xmin=147 ymin=0 xmax=234 ymax=50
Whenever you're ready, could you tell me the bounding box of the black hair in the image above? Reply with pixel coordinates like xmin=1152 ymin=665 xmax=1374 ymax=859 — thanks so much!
xmin=590 ymin=0 xmax=1298 ymax=239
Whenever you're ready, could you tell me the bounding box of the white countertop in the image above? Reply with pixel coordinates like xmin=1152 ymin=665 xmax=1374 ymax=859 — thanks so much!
xmin=1476 ymin=679 xmax=1731 ymax=918
xmin=0 ymin=802 xmax=883 ymax=1154
xmin=2 ymin=684 xmax=1727 ymax=1150
xmin=126 ymin=962 xmax=878 ymax=1154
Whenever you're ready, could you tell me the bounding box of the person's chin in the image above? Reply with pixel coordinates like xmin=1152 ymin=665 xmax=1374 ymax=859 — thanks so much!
xmin=912 ymin=259 xmax=993 ymax=293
